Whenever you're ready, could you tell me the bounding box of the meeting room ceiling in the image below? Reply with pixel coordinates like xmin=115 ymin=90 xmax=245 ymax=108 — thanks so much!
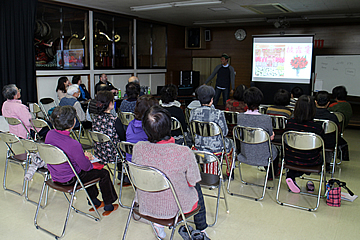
xmin=52 ymin=0 xmax=360 ymax=27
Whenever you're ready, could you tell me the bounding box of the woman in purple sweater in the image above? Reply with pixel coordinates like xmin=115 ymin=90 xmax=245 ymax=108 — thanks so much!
xmin=45 ymin=106 xmax=118 ymax=216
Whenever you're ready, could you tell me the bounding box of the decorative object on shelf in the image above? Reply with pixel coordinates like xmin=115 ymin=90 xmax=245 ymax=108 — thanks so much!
xmin=234 ymin=29 xmax=246 ymax=41
xmin=290 ymin=56 xmax=308 ymax=76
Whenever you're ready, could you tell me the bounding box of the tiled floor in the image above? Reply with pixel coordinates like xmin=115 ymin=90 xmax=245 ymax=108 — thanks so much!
xmin=0 ymin=128 xmax=359 ymax=240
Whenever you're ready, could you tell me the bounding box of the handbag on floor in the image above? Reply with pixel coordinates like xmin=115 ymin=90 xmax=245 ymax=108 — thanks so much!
xmin=326 ymin=179 xmax=354 ymax=207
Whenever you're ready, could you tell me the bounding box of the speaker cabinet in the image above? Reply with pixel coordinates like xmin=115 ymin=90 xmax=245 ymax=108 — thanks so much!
xmin=185 ymin=27 xmax=205 ymax=49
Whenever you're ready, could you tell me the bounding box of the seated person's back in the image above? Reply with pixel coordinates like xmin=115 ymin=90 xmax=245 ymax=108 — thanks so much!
xmin=266 ymin=89 xmax=292 ymax=118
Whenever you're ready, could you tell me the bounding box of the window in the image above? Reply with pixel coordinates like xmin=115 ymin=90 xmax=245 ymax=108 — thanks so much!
xmin=35 ymin=3 xmax=89 ymax=69
xmin=93 ymin=13 xmax=133 ymax=69
xmin=137 ymin=21 xmax=167 ymax=68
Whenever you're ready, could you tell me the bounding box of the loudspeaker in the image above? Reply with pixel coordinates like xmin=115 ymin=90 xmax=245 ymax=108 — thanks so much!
xmin=180 ymin=71 xmax=200 ymax=89
xmin=185 ymin=27 xmax=205 ymax=49
xmin=205 ymin=30 xmax=211 ymax=41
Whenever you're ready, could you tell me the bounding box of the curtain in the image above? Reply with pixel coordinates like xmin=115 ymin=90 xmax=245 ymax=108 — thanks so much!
xmin=0 ymin=0 xmax=38 ymax=113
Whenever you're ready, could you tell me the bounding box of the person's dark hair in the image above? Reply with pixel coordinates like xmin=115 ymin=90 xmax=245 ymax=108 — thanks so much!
xmin=293 ymin=95 xmax=316 ymax=122
xmin=72 ymin=75 xmax=81 ymax=85
xmin=160 ymin=84 xmax=178 ymax=104
xmin=291 ymin=86 xmax=303 ymax=98
xmin=243 ymin=87 xmax=263 ymax=111
xmin=2 ymin=84 xmax=18 ymax=100
xmin=142 ymin=105 xmax=171 ymax=143
xmin=134 ymin=95 xmax=159 ymax=120
xmin=126 ymin=82 xmax=140 ymax=99
xmin=274 ymin=89 xmax=290 ymax=106
xmin=56 ymin=77 xmax=69 ymax=93
xmin=51 ymin=106 xmax=76 ymax=130
xmin=233 ymin=85 xmax=246 ymax=101
xmin=196 ymin=85 xmax=215 ymax=105
xmin=332 ymin=86 xmax=347 ymax=100
xmin=315 ymin=91 xmax=330 ymax=106
xmin=95 ymin=90 xmax=114 ymax=113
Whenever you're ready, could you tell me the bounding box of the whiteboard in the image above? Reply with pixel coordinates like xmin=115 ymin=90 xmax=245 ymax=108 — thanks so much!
xmin=314 ymin=55 xmax=360 ymax=97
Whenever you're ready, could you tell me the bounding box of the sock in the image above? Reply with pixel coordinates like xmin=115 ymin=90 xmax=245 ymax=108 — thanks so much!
xmin=89 ymin=198 xmax=101 ymax=206
xmin=104 ymin=204 xmax=114 ymax=211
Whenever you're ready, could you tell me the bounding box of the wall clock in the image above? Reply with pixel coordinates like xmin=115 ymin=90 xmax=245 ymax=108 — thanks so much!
xmin=235 ymin=29 xmax=246 ymax=41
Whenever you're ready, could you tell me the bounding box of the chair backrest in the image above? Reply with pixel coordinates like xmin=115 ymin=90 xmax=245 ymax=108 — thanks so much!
xmin=0 ymin=131 xmax=20 ymax=144
xmin=39 ymin=97 xmax=57 ymax=120
xmin=88 ymin=130 xmax=111 ymax=143
xmin=269 ymin=115 xmax=287 ymax=129
xmin=170 ymin=117 xmax=187 ymax=146
xmin=233 ymin=125 xmax=270 ymax=144
xmin=30 ymin=118 xmax=51 ymax=130
xmin=118 ymin=141 xmax=135 ymax=155
xmin=4 ymin=117 xmax=33 ymax=140
xmin=223 ymin=111 xmax=239 ymax=125
xmin=193 ymin=150 xmax=221 ymax=165
xmin=127 ymin=161 xmax=170 ymax=192
xmin=282 ymin=131 xmax=324 ymax=151
xmin=313 ymin=119 xmax=337 ymax=135
xmin=258 ymin=105 xmax=268 ymax=114
xmin=20 ymin=138 xmax=38 ymax=153
xmin=119 ymin=112 xmax=135 ymax=126
xmin=190 ymin=120 xmax=222 ymax=138
xmin=331 ymin=111 xmax=345 ymax=135
xmin=184 ymin=108 xmax=191 ymax=125
xmin=37 ymin=143 xmax=69 ymax=165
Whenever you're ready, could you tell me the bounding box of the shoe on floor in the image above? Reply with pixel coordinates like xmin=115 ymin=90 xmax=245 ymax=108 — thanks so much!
xmin=89 ymin=201 xmax=104 ymax=212
xmin=102 ymin=204 xmax=119 ymax=216
xmin=117 ymin=181 xmax=131 ymax=187
xmin=306 ymin=181 xmax=315 ymax=193
xmin=154 ymin=224 xmax=166 ymax=239
xmin=286 ymin=178 xmax=300 ymax=193
xmin=178 ymin=224 xmax=194 ymax=240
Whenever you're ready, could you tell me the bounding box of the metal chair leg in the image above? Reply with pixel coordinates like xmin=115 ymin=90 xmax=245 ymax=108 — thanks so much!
xmin=118 ymin=165 xmax=131 ymax=209
xmin=122 ymin=201 xmax=136 ymax=240
xmin=3 ymin=158 xmax=27 ymax=196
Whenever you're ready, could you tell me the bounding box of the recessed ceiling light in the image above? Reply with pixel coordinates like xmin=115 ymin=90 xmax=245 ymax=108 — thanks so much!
xmin=209 ymin=7 xmax=229 ymax=11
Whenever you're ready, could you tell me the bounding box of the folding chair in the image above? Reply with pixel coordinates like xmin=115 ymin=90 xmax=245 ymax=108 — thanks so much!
xmin=184 ymin=108 xmax=194 ymax=143
xmin=171 ymin=117 xmax=187 ymax=146
xmin=276 ymin=131 xmax=326 ymax=211
xmin=119 ymin=112 xmax=135 ymax=126
xmin=35 ymin=143 xmax=101 ymax=239
xmin=314 ymin=119 xmax=338 ymax=178
xmin=117 ymin=141 xmax=135 ymax=209
xmin=87 ymin=131 xmax=121 ymax=185
xmin=73 ymin=116 xmax=93 ymax=151
xmin=29 ymin=103 xmax=45 ymax=119
xmin=189 ymin=120 xmax=232 ymax=176
xmin=331 ymin=111 xmax=346 ymax=164
xmin=269 ymin=115 xmax=288 ymax=146
xmin=5 ymin=117 xmax=34 ymax=140
xmin=30 ymin=118 xmax=52 ymax=142
xmin=0 ymin=132 xmax=28 ymax=196
xmin=223 ymin=110 xmax=239 ymax=138
xmin=193 ymin=150 xmax=229 ymax=227
xmin=39 ymin=97 xmax=57 ymax=121
xmin=122 ymin=161 xmax=200 ymax=240
xmin=19 ymin=138 xmax=49 ymax=207
xmin=227 ymin=126 xmax=275 ymax=201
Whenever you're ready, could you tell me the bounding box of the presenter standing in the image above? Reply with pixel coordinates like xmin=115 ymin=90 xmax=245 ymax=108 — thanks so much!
xmin=204 ymin=53 xmax=235 ymax=106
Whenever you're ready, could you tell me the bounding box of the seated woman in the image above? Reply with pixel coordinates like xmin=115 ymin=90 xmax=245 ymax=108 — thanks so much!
xmin=120 ymin=82 xmax=140 ymax=113
xmin=266 ymin=89 xmax=292 ymax=118
xmin=189 ymin=85 xmax=234 ymax=176
xmin=126 ymin=95 xmax=159 ymax=162
xmin=72 ymin=75 xmax=91 ymax=101
xmin=132 ymin=105 xmax=208 ymax=239
xmin=45 ymin=106 xmax=118 ymax=216
xmin=237 ymin=87 xmax=278 ymax=180
xmin=92 ymin=90 xmax=125 ymax=164
xmin=225 ymin=84 xmax=247 ymax=113
xmin=56 ymin=76 xmax=70 ymax=101
xmin=328 ymin=85 xmax=352 ymax=128
xmin=160 ymin=84 xmax=189 ymax=146
xmin=285 ymin=95 xmax=325 ymax=193
xmin=2 ymin=84 xmax=49 ymax=139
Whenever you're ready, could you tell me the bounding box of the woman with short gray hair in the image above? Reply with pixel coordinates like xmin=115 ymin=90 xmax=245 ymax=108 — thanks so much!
xmin=1 ymin=84 xmax=33 ymax=138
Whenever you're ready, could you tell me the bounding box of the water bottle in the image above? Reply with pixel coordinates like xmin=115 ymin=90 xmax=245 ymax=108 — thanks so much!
xmin=118 ymin=88 xmax=121 ymax=99
xmin=147 ymin=87 xmax=151 ymax=95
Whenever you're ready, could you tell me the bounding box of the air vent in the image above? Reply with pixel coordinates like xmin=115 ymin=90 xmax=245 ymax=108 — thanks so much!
xmin=242 ymin=3 xmax=292 ymax=14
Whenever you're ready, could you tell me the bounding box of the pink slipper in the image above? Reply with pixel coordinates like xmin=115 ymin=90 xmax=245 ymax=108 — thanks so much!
xmin=286 ymin=178 xmax=300 ymax=193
